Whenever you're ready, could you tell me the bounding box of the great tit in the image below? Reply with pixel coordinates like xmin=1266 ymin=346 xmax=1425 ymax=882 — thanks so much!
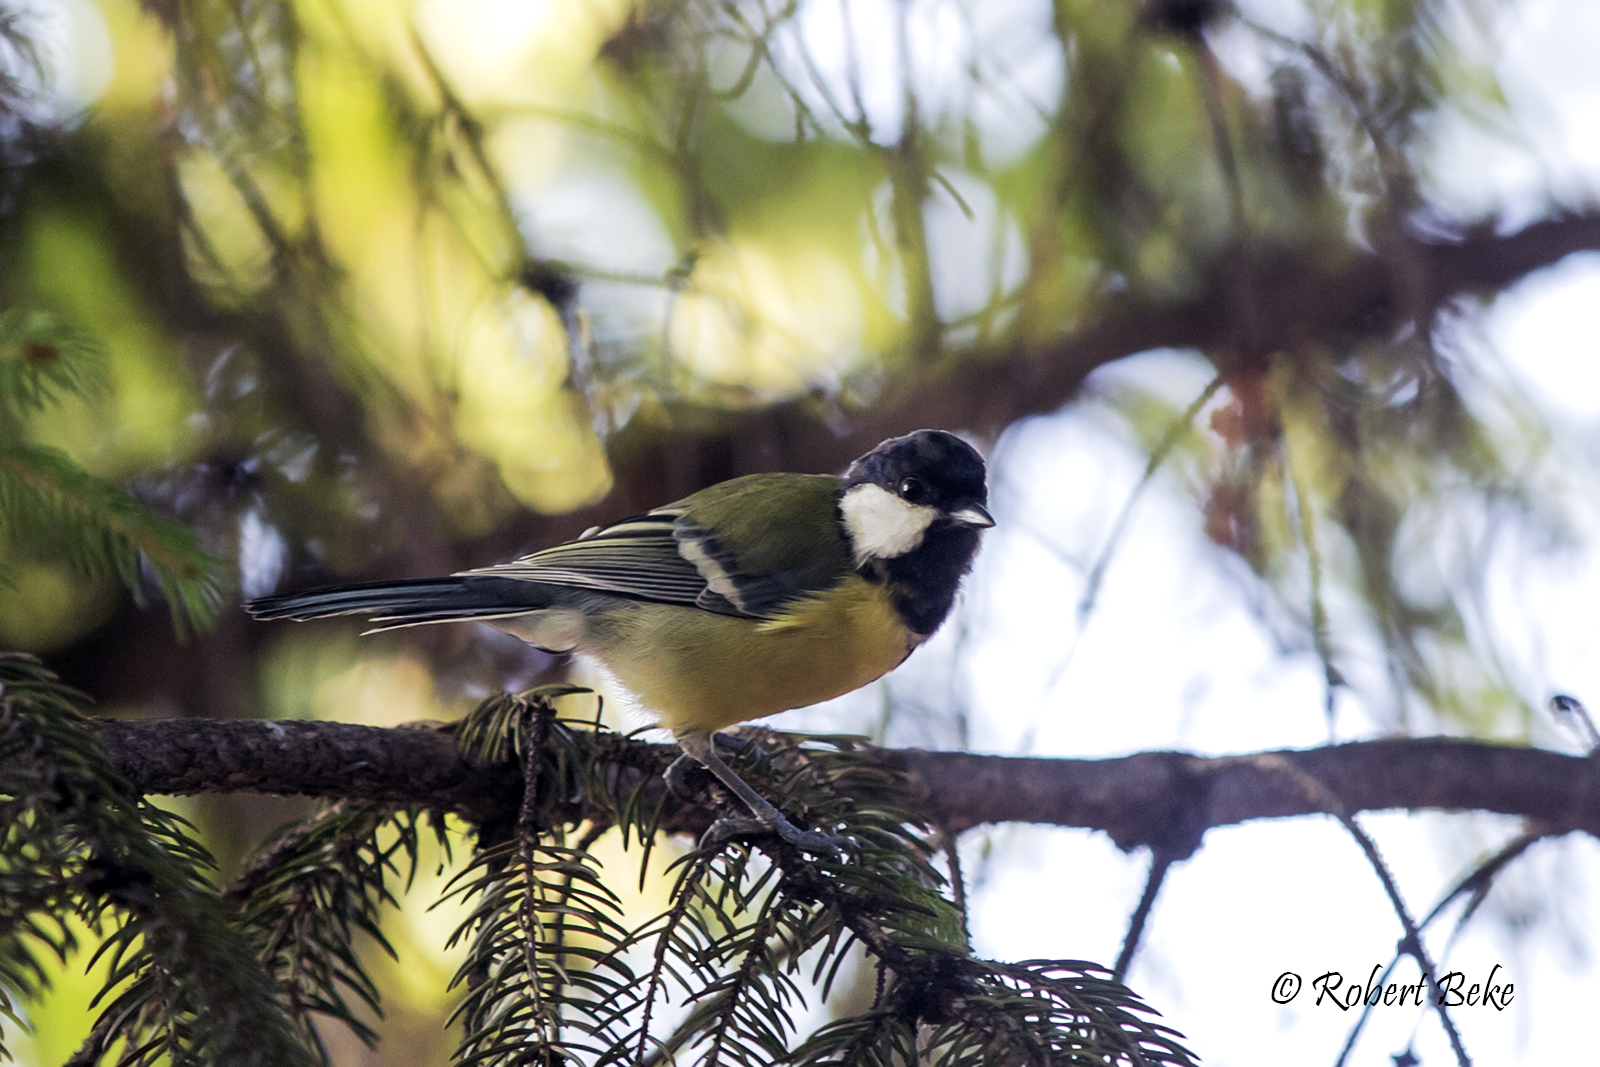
xmin=247 ymin=429 xmax=993 ymax=851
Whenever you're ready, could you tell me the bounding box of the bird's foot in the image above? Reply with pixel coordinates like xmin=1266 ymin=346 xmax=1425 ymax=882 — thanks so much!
xmin=699 ymin=813 xmax=859 ymax=860
xmin=669 ymin=734 xmax=857 ymax=859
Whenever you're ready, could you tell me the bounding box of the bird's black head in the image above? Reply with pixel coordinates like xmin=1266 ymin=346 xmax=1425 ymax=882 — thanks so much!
xmin=843 ymin=429 xmax=990 ymax=524
xmin=840 ymin=429 xmax=992 ymax=636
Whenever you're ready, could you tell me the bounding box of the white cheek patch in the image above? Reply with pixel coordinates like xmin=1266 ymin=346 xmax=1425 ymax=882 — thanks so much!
xmin=840 ymin=483 xmax=939 ymax=564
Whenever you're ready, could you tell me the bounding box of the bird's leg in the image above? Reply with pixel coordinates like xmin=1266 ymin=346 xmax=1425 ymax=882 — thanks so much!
xmin=663 ymin=732 xmax=758 ymax=796
xmin=672 ymin=732 xmax=856 ymax=857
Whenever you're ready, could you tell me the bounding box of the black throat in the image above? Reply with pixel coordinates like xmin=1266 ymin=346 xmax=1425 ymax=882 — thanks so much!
xmin=863 ymin=523 xmax=982 ymax=637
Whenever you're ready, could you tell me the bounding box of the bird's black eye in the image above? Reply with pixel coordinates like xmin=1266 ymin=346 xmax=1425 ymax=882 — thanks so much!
xmin=898 ymin=476 xmax=928 ymax=503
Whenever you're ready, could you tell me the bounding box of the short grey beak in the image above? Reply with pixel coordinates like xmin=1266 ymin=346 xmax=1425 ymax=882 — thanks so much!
xmin=948 ymin=503 xmax=995 ymax=529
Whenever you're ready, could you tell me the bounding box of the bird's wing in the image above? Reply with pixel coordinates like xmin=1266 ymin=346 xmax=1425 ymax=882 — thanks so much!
xmin=462 ymin=510 xmax=722 ymax=610
xmin=669 ymin=473 xmax=853 ymax=617
xmin=462 ymin=473 xmax=852 ymax=620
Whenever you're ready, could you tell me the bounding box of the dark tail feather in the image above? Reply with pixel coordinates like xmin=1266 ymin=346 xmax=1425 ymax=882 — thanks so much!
xmin=246 ymin=576 xmax=553 ymax=625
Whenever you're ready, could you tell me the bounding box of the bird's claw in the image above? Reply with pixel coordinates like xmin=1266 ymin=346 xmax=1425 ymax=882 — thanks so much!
xmin=699 ymin=814 xmax=859 ymax=860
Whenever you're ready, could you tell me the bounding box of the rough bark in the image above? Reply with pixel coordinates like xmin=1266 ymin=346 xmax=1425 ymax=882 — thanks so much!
xmin=88 ymin=718 xmax=1600 ymax=849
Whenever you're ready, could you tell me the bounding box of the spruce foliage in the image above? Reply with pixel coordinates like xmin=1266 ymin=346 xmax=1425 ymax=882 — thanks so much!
xmin=437 ymin=690 xmax=1199 ymax=1066
xmin=0 ymin=653 xmax=312 ymax=1066
xmin=226 ymin=802 xmax=448 ymax=1061
xmin=0 ymin=311 xmax=225 ymax=636
xmin=0 ymin=664 xmax=1197 ymax=1066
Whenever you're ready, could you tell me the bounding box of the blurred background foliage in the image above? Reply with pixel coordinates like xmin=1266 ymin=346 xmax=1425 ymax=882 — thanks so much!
xmin=2 ymin=0 xmax=1598 ymax=1060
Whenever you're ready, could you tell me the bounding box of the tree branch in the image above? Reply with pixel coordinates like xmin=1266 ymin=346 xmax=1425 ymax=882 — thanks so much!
xmin=87 ymin=719 xmax=1600 ymax=846
xmin=459 ymin=211 xmax=1600 ymax=562
xmin=622 ymin=212 xmax=1600 ymax=473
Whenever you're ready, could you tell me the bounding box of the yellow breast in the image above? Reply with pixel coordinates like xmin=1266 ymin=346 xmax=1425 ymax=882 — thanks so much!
xmin=582 ymin=577 xmax=919 ymax=736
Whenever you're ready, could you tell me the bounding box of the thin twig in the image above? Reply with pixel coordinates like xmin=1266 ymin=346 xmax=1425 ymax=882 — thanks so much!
xmin=634 ymin=853 xmax=717 ymax=1066
xmin=1043 ymin=374 xmax=1224 ymax=694
xmin=224 ymin=800 xmax=356 ymax=900
xmin=1284 ymin=420 xmax=1340 ymax=734
xmin=1332 ymin=830 xmax=1544 ymax=1067
xmin=938 ymin=824 xmax=971 ymax=941
xmin=1331 ymin=814 xmax=1471 ymax=1067
xmin=517 ymin=697 xmax=556 ymax=1052
xmin=1080 ymin=375 xmax=1225 ymax=624
xmin=62 ymin=1010 xmax=119 ymax=1067
xmin=1113 ymin=848 xmax=1176 ymax=984
xmin=1255 ymin=755 xmax=1473 ymax=1067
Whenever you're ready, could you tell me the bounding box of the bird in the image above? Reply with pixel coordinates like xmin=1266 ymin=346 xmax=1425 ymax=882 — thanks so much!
xmin=247 ymin=429 xmax=993 ymax=853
